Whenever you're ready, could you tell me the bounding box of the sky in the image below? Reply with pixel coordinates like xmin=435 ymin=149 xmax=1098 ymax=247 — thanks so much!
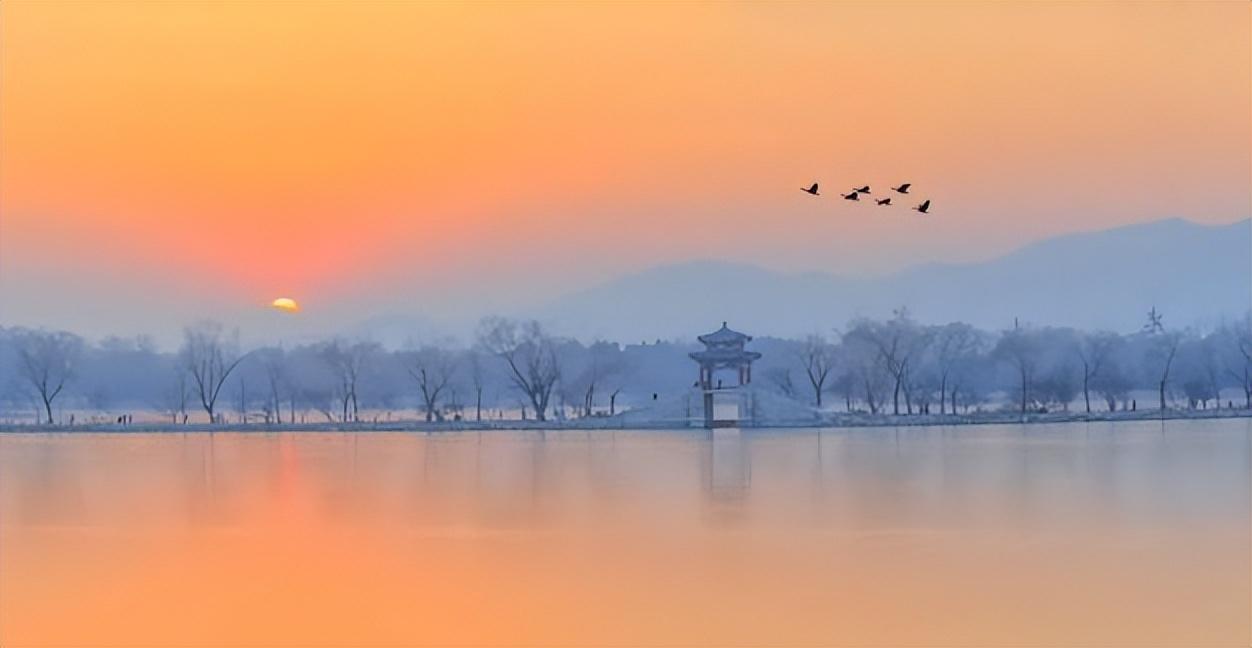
xmin=1 ymin=2 xmax=1249 ymax=346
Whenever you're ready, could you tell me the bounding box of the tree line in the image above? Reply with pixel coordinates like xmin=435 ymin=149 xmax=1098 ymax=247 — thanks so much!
xmin=2 ymin=309 xmax=1250 ymax=425
xmin=765 ymin=309 xmax=1251 ymax=417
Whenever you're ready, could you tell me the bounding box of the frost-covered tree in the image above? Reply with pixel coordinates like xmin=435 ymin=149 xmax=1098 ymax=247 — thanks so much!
xmin=845 ymin=309 xmax=928 ymax=415
xmin=928 ymin=322 xmax=983 ymax=415
xmin=1077 ymin=331 xmax=1120 ymax=413
xmin=16 ymin=329 xmax=83 ymax=424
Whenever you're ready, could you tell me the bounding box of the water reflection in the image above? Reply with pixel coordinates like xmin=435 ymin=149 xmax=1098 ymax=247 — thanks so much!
xmin=702 ymin=429 xmax=751 ymax=519
xmin=1 ymin=419 xmax=1249 ymax=646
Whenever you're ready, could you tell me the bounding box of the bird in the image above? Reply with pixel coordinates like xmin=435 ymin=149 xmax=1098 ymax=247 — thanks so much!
xmin=912 ymin=199 xmax=931 ymax=214
xmin=841 ymin=191 xmax=860 ymax=201
xmin=801 ymin=183 xmax=820 ymax=196
xmin=855 ymin=185 xmax=871 ymax=194
xmin=892 ymin=183 xmax=911 ymax=194
xmin=876 ymin=198 xmax=892 ymax=206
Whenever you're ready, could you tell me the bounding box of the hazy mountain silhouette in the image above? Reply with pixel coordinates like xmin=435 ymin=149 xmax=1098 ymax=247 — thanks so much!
xmin=540 ymin=218 xmax=1251 ymax=341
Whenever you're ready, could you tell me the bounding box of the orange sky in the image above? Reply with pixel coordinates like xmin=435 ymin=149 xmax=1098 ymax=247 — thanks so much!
xmin=1 ymin=2 xmax=1248 ymax=338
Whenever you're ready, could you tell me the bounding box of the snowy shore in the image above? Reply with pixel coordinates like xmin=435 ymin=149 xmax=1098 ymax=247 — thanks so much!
xmin=2 ymin=407 xmax=1248 ymax=434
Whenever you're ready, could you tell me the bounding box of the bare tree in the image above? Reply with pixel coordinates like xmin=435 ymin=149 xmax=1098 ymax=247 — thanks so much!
xmin=1223 ymin=315 xmax=1252 ymax=408
xmin=796 ymin=334 xmax=836 ymax=407
xmin=466 ymin=349 xmax=486 ymax=421
xmin=303 ymin=385 xmax=339 ymax=423
xmin=608 ymin=386 xmax=624 ymax=416
xmin=577 ymin=341 xmax=622 ymax=416
xmin=256 ymin=347 xmax=288 ymax=424
xmin=155 ymin=369 xmax=191 ymax=424
xmin=841 ymin=330 xmax=889 ymax=414
xmin=766 ymin=367 xmax=798 ymax=399
xmin=401 ymin=345 xmax=458 ymax=422
xmin=830 ymin=370 xmax=857 ymax=412
xmin=930 ymin=322 xmax=981 ymax=415
xmin=845 ymin=310 xmax=926 ymax=415
xmin=180 ymin=321 xmax=245 ymax=423
xmin=1037 ymin=362 xmax=1079 ymax=411
xmin=1147 ymin=331 xmax=1181 ymax=411
xmin=318 ymin=339 xmax=377 ymax=422
xmin=994 ymin=325 xmax=1041 ymax=414
xmin=1077 ymin=331 xmax=1119 ymax=414
xmin=1092 ymin=364 xmax=1131 ymax=412
xmin=16 ymin=330 xmax=82 ymax=424
xmin=476 ymin=317 xmax=561 ymax=422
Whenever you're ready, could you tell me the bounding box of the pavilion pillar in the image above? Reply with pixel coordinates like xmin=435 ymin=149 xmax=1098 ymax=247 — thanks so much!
xmin=703 ymin=391 xmax=714 ymax=428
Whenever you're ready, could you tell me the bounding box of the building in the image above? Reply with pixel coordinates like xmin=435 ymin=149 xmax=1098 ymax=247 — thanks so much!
xmin=689 ymin=322 xmax=762 ymax=428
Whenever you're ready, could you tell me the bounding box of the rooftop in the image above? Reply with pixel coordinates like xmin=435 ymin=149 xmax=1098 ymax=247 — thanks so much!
xmin=697 ymin=322 xmax=752 ymax=346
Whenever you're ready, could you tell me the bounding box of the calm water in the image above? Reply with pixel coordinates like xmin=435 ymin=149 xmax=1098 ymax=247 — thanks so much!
xmin=2 ymin=420 xmax=1249 ymax=647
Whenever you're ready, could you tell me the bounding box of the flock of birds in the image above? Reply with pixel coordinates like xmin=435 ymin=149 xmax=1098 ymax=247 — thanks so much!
xmin=800 ymin=182 xmax=931 ymax=214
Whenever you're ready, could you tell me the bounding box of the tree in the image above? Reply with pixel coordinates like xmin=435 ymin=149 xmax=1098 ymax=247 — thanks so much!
xmin=1092 ymin=364 xmax=1132 ymax=412
xmin=1145 ymin=331 xmax=1182 ymax=411
xmin=766 ymin=367 xmax=798 ymax=399
xmin=608 ymin=386 xmax=624 ymax=416
xmin=830 ymin=369 xmax=858 ymax=412
xmin=1077 ymin=331 xmax=1120 ymax=413
xmin=1221 ymin=315 xmax=1252 ymax=408
xmin=796 ymin=334 xmax=836 ymax=407
xmin=318 ymin=339 xmax=378 ymax=422
xmin=181 ymin=321 xmax=245 ymax=423
xmin=401 ymin=345 xmax=458 ymax=422
xmin=994 ymin=325 xmax=1041 ymax=414
xmin=476 ymin=317 xmax=561 ymax=422
xmin=1037 ymin=363 xmax=1079 ymax=411
xmin=845 ymin=310 xmax=927 ymax=415
xmin=16 ymin=329 xmax=82 ymax=424
xmin=156 ymin=369 xmax=191 ymax=425
xmin=574 ymin=341 xmax=622 ymax=417
xmin=466 ymin=349 xmax=487 ymax=422
xmin=842 ymin=331 xmax=890 ymax=414
xmin=256 ymin=347 xmax=288 ymax=424
xmin=929 ymin=322 xmax=981 ymax=415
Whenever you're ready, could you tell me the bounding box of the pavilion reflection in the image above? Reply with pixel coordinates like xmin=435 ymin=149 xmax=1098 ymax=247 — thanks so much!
xmin=700 ymin=428 xmax=751 ymax=521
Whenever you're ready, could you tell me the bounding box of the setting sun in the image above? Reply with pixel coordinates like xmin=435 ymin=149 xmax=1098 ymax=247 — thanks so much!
xmin=270 ymin=297 xmax=300 ymax=313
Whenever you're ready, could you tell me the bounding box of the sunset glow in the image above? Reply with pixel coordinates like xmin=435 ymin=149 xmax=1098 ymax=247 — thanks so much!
xmin=1 ymin=2 xmax=1248 ymax=341
xmin=1 ymin=4 xmax=1250 ymax=646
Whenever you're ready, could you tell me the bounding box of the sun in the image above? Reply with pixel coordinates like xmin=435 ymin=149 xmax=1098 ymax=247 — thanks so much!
xmin=271 ymin=297 xmax=300 ymax=313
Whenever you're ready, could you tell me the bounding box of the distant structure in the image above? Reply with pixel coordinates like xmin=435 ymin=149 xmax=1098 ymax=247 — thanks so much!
xmin=689 ymin=322 xmax=762 ymax=428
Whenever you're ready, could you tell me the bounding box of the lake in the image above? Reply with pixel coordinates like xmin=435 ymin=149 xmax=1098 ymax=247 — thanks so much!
xmin=2 ymin=420 xmax=1249 ymax=647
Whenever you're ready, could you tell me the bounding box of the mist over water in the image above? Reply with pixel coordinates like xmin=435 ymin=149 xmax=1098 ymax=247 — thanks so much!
xmin=3 ymin=420 xmax=1249 ymax=646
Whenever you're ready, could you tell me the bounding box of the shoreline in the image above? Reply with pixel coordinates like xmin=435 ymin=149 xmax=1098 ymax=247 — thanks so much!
xmin=2 ymin=407 xmax=1248 ymax=434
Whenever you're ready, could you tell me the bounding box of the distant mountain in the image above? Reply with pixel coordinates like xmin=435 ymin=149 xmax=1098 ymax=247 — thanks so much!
xmin=538 ymin=218 xmax=1252 ymax=341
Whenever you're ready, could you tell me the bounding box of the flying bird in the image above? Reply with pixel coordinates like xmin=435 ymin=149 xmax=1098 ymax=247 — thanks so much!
xmin=912 ymin=199 xmax=931 ymax=214
xmin=892 ymin=183 xmax=911 ymax=194
xmin=801 ymin=183 xmax=820 ymax=196
xmin=841 ymin=191 xmax=860 ymax=201
xmin=876 ymin=198 xmax=892 ymax=206
xmin=855 ymin=185 xmax=871 ymax=194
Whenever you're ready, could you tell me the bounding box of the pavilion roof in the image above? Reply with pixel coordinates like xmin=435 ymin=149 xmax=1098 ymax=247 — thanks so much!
xmin=697 ymin=322 xmax=752 ymax=345
xmin=689 ymin=348 xmax=762 ymax=363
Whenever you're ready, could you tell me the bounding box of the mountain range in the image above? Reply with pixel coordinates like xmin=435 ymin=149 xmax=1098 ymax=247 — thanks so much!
xmin=534 ymin=218 xmax=1252 ymax=341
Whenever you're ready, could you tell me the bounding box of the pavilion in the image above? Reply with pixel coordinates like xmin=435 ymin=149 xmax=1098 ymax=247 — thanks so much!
xmin=689 ymin=322 xmax=761 ymax=428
